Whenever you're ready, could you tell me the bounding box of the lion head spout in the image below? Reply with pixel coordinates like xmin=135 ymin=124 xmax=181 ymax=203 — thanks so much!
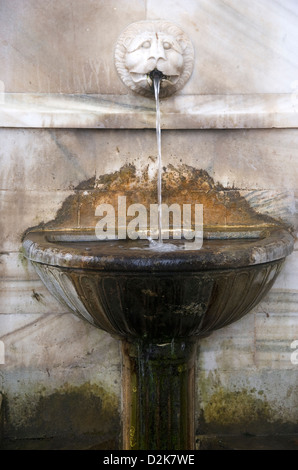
xmin=115 ymin=20 xmax=194 ymax=98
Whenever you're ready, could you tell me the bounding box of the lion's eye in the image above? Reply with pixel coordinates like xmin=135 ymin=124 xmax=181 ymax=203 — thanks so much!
xmin=142 ymin=41 xmax=151 ymax=48
xmin=163 ymin=42 xmax=171 ymax=50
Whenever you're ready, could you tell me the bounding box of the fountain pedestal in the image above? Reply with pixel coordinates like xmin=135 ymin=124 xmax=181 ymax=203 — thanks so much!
xmin=122 ymin=339 xmax=197 ymax=450
xmin=22 ymin=223 xmax=294 ymax=450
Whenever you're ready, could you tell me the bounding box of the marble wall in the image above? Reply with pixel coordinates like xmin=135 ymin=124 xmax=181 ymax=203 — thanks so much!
xmin=0 ymin=0 xmax=297 ymax=449
xmin=1 ymin=0 xmax=298 ymax=94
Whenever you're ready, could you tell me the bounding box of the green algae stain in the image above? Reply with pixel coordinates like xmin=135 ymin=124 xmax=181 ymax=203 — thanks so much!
xmin=4 ymin=382 xmax=120 ymax=446
xmin=18 ymin=246 xmax=28 ymax=270
xmin=203 ymin=388 xmax=272 ymax=427
xmin=33 ymin=382 xmax=119 ymax=436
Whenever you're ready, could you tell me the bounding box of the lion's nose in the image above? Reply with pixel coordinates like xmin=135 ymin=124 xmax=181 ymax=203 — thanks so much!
xmin=148 ymin=40 xmax=166 ymax=62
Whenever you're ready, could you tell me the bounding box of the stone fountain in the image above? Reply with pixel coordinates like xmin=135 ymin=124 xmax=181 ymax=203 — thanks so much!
xmin=22 ymin=21 xmax=294 ymax=450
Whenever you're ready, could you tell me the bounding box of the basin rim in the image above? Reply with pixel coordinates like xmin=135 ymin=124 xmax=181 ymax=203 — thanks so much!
xmin=22 ymin=226 xmax=294 ymax=272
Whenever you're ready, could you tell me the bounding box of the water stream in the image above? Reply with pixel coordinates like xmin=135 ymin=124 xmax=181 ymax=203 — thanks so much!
xmin=145 ymin=75 xmax=179 ymax=252
xmin=153 ymin=75 xmax=163 ymax=245
xmin=131 ymin=73 xmax=201 ymax=252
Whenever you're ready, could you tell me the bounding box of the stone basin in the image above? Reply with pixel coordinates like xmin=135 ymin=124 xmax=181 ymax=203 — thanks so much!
xmin=22 ymin=226 xmax=294 ymax=342
xmin=21 ymin=164 xmax=295 ymax=450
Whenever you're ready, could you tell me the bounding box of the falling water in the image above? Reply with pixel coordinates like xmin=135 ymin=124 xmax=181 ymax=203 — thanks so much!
xmin=138 ymin=71 xmax=198 ymax=253
xmin=129 ymin=72 xmax=201 ymax=252
xmin=153 ymin=75 xmax=163 ymax=244
xmin=129 ymin=72 xmax=181 ymax=252
xmin=145 ymin=73 xmax=180 ymax=252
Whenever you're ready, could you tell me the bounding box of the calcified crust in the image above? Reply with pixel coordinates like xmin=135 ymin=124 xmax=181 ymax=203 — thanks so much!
xmin=115 ymin=20 xmax=194 ymax=98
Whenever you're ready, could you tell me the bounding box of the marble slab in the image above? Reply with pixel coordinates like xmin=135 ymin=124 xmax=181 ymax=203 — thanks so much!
xmin=2 ymin=128 xmax=298 ymax=193
xmin=0 ymin=280 xmax=66 ymax=315
xmin=1 ymin=1 xmax=297 ymax=96
xmin=0 ymin=252 xmax=39 ymax=281
xmin=0 ymin=189 xmax=76 ymax=251
xmin=0 ymin=0 xmax=146 ymax=95
xmin=198 ymin=313 xmax=255 ymax=371
xmin=0 ymin=93 xmax=297 ymax=129
xmin=241 ymin=190 xmax=297 ymax=231
xmin=0 ymin=312 xmax=120 ymax=439
xmin=196 ymin=367 xmax=298 ymax=428
xmin=254 ymin=312 xmax=298 ymax=370
xmin=147 ymin=0 xmax=298 ymax=96
xmin=0 ymin=312 xmax=118 ymax=371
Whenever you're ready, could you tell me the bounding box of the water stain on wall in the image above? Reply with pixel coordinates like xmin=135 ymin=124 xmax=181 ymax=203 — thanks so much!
xmin=202 ymin=388 xmax=272 ymax=428
xmin=1 ymin=382 xmax=120 ymax=450
xmin=23 ymin=163 xmax=289 ymax=235
xmin=197 ymin=380 xmax=298 ymax=437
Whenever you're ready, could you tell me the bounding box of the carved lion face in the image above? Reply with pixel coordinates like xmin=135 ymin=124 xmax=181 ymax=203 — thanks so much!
xmin=115 ymin=21 xmax=194 ymax=98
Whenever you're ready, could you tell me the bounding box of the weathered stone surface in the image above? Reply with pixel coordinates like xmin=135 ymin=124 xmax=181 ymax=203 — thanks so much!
xmin=0 ymin=312 xmax=121 ymax=443
xmin=1 ymin=0 xmax=297 ymax=94
xmin=0 ymin=0 xmax=297 ymax=449
xmin=1 ymin=94 xmax=298 ymax=129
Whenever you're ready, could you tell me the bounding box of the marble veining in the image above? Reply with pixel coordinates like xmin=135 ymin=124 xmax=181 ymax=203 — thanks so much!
xmin=0 ymin=93 xmax=297 ymax=129
xmin=0 ymin=0 xmax=298 ymax=446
